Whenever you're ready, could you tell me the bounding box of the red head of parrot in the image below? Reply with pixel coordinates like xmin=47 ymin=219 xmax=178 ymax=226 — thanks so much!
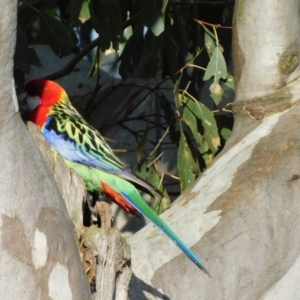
xmin=25 ymin=79 xmax=67 ymax=128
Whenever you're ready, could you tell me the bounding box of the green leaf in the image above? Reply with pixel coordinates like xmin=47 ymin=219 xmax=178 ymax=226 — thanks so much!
xmin=89 ymin=0 xmax=123 ymax=50
xmin=148 ymin=164 xmax=161 ymax=192
xmin=173 ymin=78 xmax=182 ymax=110
xmin=153 ymin=194 xmax=171 ymax=214
xmin=119 ymin=26 xmax=144 ymax=78
xmin=220 ymin=128 xmax=231 ymax=141
xmin=184 ymin=97 xmax=220 ymax=154
xmin=204 ymin=31 xmax=215 ymax=57
xmin=107 ymin=0 xmax=123 ymax=48
xmin=183 ymin=105 xmax=203 ymax=148
xmin=143 ymin=29 xmax=162 ymax=77
xmin=148 ymin=165 xmax=170 ymax=214
xmin=203 ymin=46 xmax=227 ymax=82
xmin=199 ymin=139 xmax=213 ymax=166
xmin=17 ymin=6 xmax=38 ymax=32
xmin=161 ymin=90 xmax=180 ymax=147
xmin=134 ymin=160 xmax=170 ymax=214
xmin=225 ymin=74 xmax=235 ymax=90
xmin=203 ymin=46 xmax=227 ymax=104
xmin=40 ymin=13 xmax=77 ymax=58
xmin=66 ymin=0 xmax=85 ymax=27
xmin=161 ymin=0 xmax=168 ymax=13
xmin=178 ymin=129 xmax=199 ymax=191
xmin=117 ymin=24 xmax=133 ymax=55
xmin=209 ymin=81 xmax=224 ymax=105
xmin=134 ymin=159 xmax=148 ymax=180
xmin=141 ymin=0 xmax=165 ymax=36
xmin=160 ymin=92 xmax=176 ymax=132
xmin=89 ymin=0 xmax=110 ymax=50
xmin=79 ymin=0 xmax=91 ymax=23
xmin=47 ymin=8 xmax=60 ymax=18
xmin=15 ymin=28 xmax=41 ymax=74
xmin=88 ymin=46 xmax=105 ymax=76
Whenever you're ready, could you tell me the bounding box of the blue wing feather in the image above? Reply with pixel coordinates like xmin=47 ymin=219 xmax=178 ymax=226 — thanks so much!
xmin=43 ymin=114 xmax=161 ymax=195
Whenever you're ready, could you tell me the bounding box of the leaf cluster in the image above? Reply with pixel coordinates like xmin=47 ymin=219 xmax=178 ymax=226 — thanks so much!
xmin=17 ymin=0 xmax=235 ymax=213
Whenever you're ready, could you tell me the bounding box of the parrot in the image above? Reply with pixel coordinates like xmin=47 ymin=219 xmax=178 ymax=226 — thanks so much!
xmin=25 ymin=79 xmax=209 ymax=275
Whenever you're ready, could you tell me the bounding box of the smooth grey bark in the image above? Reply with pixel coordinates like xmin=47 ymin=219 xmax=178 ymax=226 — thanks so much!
xmin=0 ymin=1 xmax=91 ymax=299
xmin=128 ymin=1 xmax=300 ymax=299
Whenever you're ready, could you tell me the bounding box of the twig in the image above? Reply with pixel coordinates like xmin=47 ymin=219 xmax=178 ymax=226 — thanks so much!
xmin=112 ymin=149 xmax=128 ymax=153
xmin=147 ymin=153 xmax=164 ymax=168
xmin=18 ymin=0 xmax=44 ymax=14
xmin=154 ymin=163 xmax=180 ymax=180
xmin=120 ymin=123 xmax=158 ymax=146
xmin=186 ymin=64 xmax=206 ymax=71
xmin=193 ymin=18 xmax=233 ymax=29
xmin=105 ymin=114 xmax=166 ymax=129
xmin=125 ymin=78 xmax=172 ymax=116
xmin=147 ymin=125 xmax=170 ymax=159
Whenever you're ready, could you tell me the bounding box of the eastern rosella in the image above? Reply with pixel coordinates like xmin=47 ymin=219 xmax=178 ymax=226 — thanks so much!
xmin=25 ymin=79 xmax=208 ymax=274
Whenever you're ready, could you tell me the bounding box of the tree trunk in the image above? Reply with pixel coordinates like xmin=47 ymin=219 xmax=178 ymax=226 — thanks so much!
xmin=128 ymin=1 xmax=300 ymax=299
xmin=0 ymin=1 xmax=91 ymax=299
xmin=27 ymin=123 xmax=132 ymax=299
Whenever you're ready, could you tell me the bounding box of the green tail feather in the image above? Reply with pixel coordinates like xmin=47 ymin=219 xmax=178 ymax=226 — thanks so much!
xmin=66 ymin=160 xmax=209 ymax=274
xmin=122 ymin=189 xmax=209 ymax=274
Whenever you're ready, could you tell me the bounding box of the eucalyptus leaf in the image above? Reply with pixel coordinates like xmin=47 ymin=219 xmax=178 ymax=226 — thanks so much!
xmin=183 ymin=105 xmax=203 ymax=148
xmin=203 ymin=46 xmax=227 ymax=82
xmin=134 ymin=159 xmax=147 ymax=180
xmin=40 ymin=13 xmax=77 ymax=58
xmin=142 ymin=0 xmax=165 ymax=36
xmin=67 ymin=0 xmax=83 ymax=27
xmin=184 ymin=97 xmax=220 ymax=154
xmin=178 ymin=129 xmax=199 ymax=191
xmin=199 ymin=139 xmax=213 ymax=166
xmin=204 ymin=31 xmax=215 ymax=57
xmin=209 ymin=81 xmax=224 ymax=105
xmin=220 ymin=128 xmax=232 ymax=141
xmin=148 ymin=165 xmax=169 ymax=214
xmin=89 ymin=0 xmax=110 ymax=50
xmin=79 ymin=0 xmax=90 ymax=23
xmin=119 ymin=26 xmax=144 ymax=78
xmin=203 ymin=46 xmax=227 ymax=105
xmin=225 ymin=74 xmax=235 ymax=90
xmin=173 ymin=79 xmax=181 ymax=110
xmin=15 ymin=29 xmax=41 ymax=74
xmin=107 ymin=0 xmax=123 ymax=49
xmin=88 ymin=47 xmax=105 ymax=77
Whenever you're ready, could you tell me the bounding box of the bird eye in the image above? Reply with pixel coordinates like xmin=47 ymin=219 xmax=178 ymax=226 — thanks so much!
xmin=30 ymin=84 xmax=40 ymax=92
xmin=26 ymin=83 xmax=41 ymax=95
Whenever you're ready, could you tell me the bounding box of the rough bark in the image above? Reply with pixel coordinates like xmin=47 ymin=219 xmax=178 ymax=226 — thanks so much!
xmin=85 ymin=225 xmax=131 ymax=300
xmin=128 ymin=1 xmax=300 ymax=299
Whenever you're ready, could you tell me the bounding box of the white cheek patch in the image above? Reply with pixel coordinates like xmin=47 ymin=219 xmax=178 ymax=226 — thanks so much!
xmin=26 ymin=95 xmax=41 ymax=111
